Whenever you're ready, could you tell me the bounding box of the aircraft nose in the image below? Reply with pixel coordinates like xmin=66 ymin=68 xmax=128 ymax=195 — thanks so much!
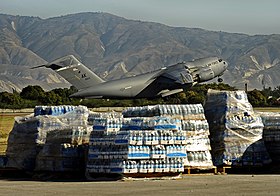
xmin=212 ymin=59 xmax=228 ymax=77
xmin=218 ymin=58 xmax=228 ymax=70
xmin=223 ymin=60 xmax=228 ymax=70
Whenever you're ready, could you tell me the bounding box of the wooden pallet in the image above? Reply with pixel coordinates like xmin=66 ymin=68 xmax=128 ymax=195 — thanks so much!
xmin=217 ymin=166 xmax=231 ymax=174
xmin=123 ymin=172 xmax=181 ymax=178
xmin=184 ymin=166 xmax=217 ymax=175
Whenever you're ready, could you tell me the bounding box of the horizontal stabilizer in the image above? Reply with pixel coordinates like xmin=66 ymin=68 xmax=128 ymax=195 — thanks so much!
xmin=30 ymin=64 xmax=47 ymax=69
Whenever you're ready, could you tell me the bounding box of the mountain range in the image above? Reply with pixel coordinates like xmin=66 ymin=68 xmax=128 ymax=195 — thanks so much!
xmin=1 ymin=12 xmax=280 ymax=93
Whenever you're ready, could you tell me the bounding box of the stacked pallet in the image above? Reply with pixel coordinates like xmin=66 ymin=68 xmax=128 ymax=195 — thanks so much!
xmin=204 ymin=90 xmax=271 ymax=166
xmin=87 ymin=116 xmax=185 ymax=175
xmin=124 ymin=105 xmax=213 ymax=168
xmin=181 ymin=120 xmax=213 ymax=167
xmin=86 ymin=104 xmax=213 ymax=176
xmin=6 ymin=105 xmax=90 ymax=171
xmin=6 ymin=115 xmax=42 ymax=170
xmin=35 ymin=126 xmax=91 ymax=172
xmin=258 ymin=112 xmax=280 ymax=163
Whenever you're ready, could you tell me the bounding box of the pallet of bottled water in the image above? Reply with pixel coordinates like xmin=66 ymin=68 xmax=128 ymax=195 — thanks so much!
xmin=122 ymin=104 xmax=205 ymax=120
xmin=6 ymin=105 xmax=90 ymax=171
xmin=34 ymin=105 xmax=78 ymax=116
xmin=87 ymin=104 xmax=214 ymax=177
xmin=87 ymin=159 xmax=185 ymax=174
xmin=87 ymin=116 xmax=187 ymax=175
xmin=204 ymin=90 xmax=271 ymax=166
xmin=35 ymin=143 xmax=86 ymax=172
xmin=258 ymin=112 xmax=280 ymax=163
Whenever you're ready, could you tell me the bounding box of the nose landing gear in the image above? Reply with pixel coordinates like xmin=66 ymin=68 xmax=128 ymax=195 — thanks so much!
xmin=218 ymin=78 xmax=223 ymax=83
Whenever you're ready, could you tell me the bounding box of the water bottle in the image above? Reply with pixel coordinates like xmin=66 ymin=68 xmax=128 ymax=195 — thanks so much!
xmin=157 ymin=160 xmax=161 ymax=170
xmin=167 ymin=145 xmax=171 ymax=156
xmin=129 ymin=145 xmax=133 ymax=158
xmin=174 ymin=159 xmax=178 ymax=169
xmin=188 ymin=152 xmax=194 ymax=164
xmin=148 ymin=132 xmax=152 ymax=142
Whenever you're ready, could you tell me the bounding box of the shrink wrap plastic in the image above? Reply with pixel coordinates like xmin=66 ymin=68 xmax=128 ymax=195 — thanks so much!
xmin=88 ymin=111 xmax=123 ymax=125
xmin=6 ymin=106 xmax=90 ymax=171
xmin=258 ymin=112 xmax=280 ymax=162
xmin=123 ymin=104 xmax=205 ymax=120
xmin=34 ymin=105 xmax=77 ymax=116
xmin=204 ymin=90 xmax=271 ymax=166
xmin=86 ymin=104 xmax=213 ymax=175
xmin=35 ymin=141 xmax=89 ymax=172
xmin=87 ymin=117 xmax=185 ymax=174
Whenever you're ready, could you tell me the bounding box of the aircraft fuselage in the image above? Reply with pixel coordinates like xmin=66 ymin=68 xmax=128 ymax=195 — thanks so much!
xmin=36 ymin=55 xmax=228 ymax=99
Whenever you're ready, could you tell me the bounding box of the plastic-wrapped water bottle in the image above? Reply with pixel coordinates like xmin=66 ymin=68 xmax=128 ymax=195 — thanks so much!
xmin=129 ymin=145 xmax=133 ymax=157
xmin=161 ymin=105 xmax=167 ymax=116
xmin=188 ymin=152 xmax=194 ymax=164
xmin=159 ymin=160 xmax=164 ymax=169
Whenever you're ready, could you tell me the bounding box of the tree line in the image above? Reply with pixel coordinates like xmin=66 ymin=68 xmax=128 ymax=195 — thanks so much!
xmin=0 ymin=83 xmax=279 ymax=109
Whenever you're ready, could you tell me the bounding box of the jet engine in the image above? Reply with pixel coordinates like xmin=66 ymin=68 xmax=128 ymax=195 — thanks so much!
xmin=197 ymin=68 xmax=215 ymax=82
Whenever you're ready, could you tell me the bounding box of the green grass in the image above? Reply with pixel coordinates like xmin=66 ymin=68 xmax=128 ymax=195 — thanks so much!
xmin=0 ymin=115 xmax=14 ymax=136
xmin=254 ymin=107 xmax=280 ymax=112
xmin=0 ymin=113 xmax=30 ymax=154
xmin=0 ymin=114 xmax=14 ymax=154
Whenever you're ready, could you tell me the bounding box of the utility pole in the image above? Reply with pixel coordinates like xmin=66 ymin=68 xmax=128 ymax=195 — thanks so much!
xmin=245 ymin=83 xmax=248 ymax=93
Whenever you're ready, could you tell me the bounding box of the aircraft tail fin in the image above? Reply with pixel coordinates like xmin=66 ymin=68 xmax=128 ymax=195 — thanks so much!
xmin=45 ymin=55 xmax=104 ymax=90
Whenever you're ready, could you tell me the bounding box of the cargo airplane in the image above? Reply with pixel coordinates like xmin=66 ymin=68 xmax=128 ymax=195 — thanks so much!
xmin=33 ymin=55 xmax=228 ymax=99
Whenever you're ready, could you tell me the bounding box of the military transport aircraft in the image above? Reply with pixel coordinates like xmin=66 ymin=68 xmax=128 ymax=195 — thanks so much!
xmin=33 ymin=55 xmax=227 ymax=99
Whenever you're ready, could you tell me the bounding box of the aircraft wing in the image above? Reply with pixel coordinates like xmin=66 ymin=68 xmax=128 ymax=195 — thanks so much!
xmin=137 ymin=62 xmax=194 ymax=98
xmin=154 ymin=62 xmax=194 ymax=85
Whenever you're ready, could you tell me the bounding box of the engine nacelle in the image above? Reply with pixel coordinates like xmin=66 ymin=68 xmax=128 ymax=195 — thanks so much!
xmin=197 ymin=68 xmax=215 ymax=82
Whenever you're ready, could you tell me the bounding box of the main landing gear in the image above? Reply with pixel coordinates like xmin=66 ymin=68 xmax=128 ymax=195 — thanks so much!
xmin=217 ymin=78 xmax=223 ymax=83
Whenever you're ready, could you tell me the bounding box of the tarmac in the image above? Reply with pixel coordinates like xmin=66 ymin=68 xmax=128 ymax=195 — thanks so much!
xmin=0 ymin=174 xmax=279 ymax=196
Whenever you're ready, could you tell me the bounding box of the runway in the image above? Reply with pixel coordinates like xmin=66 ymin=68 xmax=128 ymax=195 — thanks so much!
xmin=0 ymin=175 xmax=278 ymax=196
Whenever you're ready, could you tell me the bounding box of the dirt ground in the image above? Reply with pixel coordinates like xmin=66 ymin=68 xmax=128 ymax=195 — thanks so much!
xmin=0 ymin=175 xmax=279 ymax=196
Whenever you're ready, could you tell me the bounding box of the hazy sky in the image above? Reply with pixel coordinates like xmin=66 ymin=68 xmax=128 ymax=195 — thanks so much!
xmin=1 ymin=0 xmax=280 ymax=35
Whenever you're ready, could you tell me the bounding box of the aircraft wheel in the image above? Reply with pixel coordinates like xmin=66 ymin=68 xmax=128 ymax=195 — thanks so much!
xmin=218 ymin=78 xmax=223 ymax=83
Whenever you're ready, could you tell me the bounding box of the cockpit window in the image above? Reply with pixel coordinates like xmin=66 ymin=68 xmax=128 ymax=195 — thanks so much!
xmin=218 ymin=59 xmax=223 ymax=62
